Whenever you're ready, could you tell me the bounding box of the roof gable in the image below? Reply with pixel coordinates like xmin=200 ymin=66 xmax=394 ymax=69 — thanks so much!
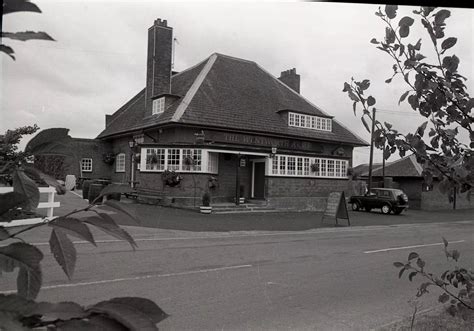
xmin=355 ymin=154 xmax=423 ymax=177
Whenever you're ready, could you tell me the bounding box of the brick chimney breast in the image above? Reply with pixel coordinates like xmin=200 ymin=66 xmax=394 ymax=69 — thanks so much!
xmin=278 ymin=68 xmax=300 ymax=93
xmin=145 ymin=18 xmax=173 ymax=114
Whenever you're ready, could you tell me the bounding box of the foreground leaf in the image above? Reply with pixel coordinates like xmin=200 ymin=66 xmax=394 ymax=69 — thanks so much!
xmin=107 ymin=297 xmax=169 ymax=324
xmin=24 ymin=166 xmax=66 ymax=195
xmin=0 ymin=192 xmax=28 ymax=217
xmin=0 ymin=44 xmax=15 ymax=60
xmin=0 ymin=294 xmax=35 ymax=316
xmin=50 ymin=217 xmax=96 ymax=246
xmin=0 ymin=311 xmax=27 ymax=331
xmin=27 ymin=301 xmax=86 ymax=321
xmin=2 ymin=31 xmax=55 ymax=42
xmin=49 ymin=229 xmax=76 ymax=279
xmin=12 ymin=170 xmax=40 ymax=211
xmin=0 ymin=243 xmax=43 ymax=299
xmin=103 ymin=200 xmax=140 ymax=224
xmin=84 ymin=215 xmax=137 ymax=249
xmin=3 ymin=0 xmax=41 ymax=15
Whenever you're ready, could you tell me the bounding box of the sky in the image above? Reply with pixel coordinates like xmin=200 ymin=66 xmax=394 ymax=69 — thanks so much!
xmin=1 ymin=0 xmax=473 ymax=166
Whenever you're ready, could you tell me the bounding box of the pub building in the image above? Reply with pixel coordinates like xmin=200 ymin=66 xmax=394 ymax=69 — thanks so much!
xmin=94 ymin=18 xmax=368 ymax=210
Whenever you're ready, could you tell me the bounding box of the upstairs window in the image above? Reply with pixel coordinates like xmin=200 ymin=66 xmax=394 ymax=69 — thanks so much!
xmin=152 ymin=97 xmax=165 ymax=115
xmin=288 ymin=112 xmax=332 ymax=132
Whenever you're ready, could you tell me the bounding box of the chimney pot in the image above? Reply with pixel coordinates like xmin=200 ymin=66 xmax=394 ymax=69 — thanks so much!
xmin=278 ymin=68 xmax=301 ymax=94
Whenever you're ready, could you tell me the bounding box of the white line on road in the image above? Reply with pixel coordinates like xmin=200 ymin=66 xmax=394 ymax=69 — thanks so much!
xmin=364 ymin=240 xmax=465 ymax=254
xmin=0 ymin=264 xmax=252 ymax=295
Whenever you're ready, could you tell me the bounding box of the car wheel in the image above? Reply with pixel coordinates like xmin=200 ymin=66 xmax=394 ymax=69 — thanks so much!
xmin=351 ymin=202 xmax=360 ymax=211
xmin=381 ymin=204 xmax=391 ymax=214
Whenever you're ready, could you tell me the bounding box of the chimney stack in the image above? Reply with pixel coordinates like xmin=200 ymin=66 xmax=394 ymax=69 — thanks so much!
xmin=145 ymin=18 xmax=173 ymax=113
xmin=278 ymin=68 xmax=300 ymax=93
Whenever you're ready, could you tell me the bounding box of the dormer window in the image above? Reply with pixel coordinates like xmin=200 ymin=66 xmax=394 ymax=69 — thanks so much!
xmin=288 ymin=112 xmax=332 ymax=132
xmin=152 ymin=97 xmax=165 ymax=115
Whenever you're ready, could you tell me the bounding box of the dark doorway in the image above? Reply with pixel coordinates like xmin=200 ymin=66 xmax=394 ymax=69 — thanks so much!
xmin=253 ymin=162 xmax=265 ymax=199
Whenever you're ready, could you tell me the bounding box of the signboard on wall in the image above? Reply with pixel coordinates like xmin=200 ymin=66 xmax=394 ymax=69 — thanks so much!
xmin=322 ymin=191 xmax=350 ymax=226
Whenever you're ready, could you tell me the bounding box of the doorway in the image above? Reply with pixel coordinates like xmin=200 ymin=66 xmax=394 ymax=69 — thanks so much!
xmin=252 ymin=160 xmax=266 ymax=199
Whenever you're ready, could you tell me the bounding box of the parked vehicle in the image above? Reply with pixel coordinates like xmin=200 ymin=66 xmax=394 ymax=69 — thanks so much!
xmin=349 ymin=188 xmax=409 ymax=215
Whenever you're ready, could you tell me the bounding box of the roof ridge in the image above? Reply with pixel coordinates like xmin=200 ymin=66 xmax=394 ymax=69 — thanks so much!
xmin=171 ymin=53 xmax=218 ymax=122
xmin=213 ymin=52 xmax=257 ymax=64
xmin=172 ymin=56 xmax=211 ymax=78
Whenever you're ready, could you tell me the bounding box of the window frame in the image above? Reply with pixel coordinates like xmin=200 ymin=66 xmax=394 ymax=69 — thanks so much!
xmin=288 ymin=112 xmax=332 ymax=132
xmin=115 ymin=153 xmax=126 ymax=173
xmin=80 ymin=158 xmax=93 ymax=173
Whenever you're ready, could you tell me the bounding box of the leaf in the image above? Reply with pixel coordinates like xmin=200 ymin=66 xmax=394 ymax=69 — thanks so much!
xmin=416 ymin=258 xmax=425 ymax=269
xmin=0 ymin=228 xmax=9 ymax=241
xmin=361 ymin=116 xmax=371 ymax=133
xmin=367 ymin=96 xmax=376 ymax=106
xmin=13 ymin=170 xmax=40 ymax=211
xmin=0 ymin=192 xmax=28 ymax=218
xmin=0 ymin=44 xmax=15 ymax=60
xmin=88 ymin=301 xmax=160 ymax=331
xmin=416 ymin=121 xmax=428 ymax=137
xmin=434 ymin=9 xmax=451 ymax=25
xmin=393 ymin=262 xmax=404 ymax=268
xmin=359 ymin=79 xmax=370 ymax=91
xmin=385 ymin=78 xmax=392 ymax=84
xmin=24 ymin=128 xmax=72 ymax=156
xmin=1 ymin=31 xmax=55 ymax=42
xmin=442 ymin=237 xmax=449 ymax=248
xmin=49 ymin=229 xmax=76 ymax=280
xmin=348 ymin=91 xmax=360 ymax=102
xmin=451 ymin=249 xmax=460 ymax=261
xmin=398 ymin=267 xmax=406 ymax=278
xmin=49 ymin=217 xmax=96 ymax=246
xmin=342 ymin=82 xmax=351 ymax=92
xmin=399 ymin=25 xmax=410 ymax=38
xmin=441 ymin=37 xmax=457 ymax=51
xmin=352 ymin=102 xmax=357 ymax=116
xmin=0 ymin=312 xmax=27 ymax=331
xmin=438 ymin=293 xmax=449 ymax=303
xmin=3 ymin=0 xmax=41 ymax=15
xmin=370 ymin=38 xmax=379 ymax=44
xmin=385 ymin=5 xmax=398 ymax=19
xmin=442 ymin=55 xmax=459 ymax=73
xmin=0 ymin=294 xmax=35 ymax=316
xmin=23 ymin=166 xmax=66 ymax=195
xmin=106 ymin=297 xmax=169 ymax=324
xmin=384 ymin=122 xmax=393 ymax=130
xmin=103 ymin=200 xmax=140 ymax=225
xmin=441 ymin=270 xmax=449 ymax=280
xmin=0 ymin=243 xmax=43 ymax=300
xmin=83 ymin=215 xmax=137 ymax=249
xmin=399 ymin=16 xmax=414 ymax=27
xmin=27 ymin=302 xmax=86 ymax=321
xmin=408 ymin=271 xmax=417 ymax=281
xmin=408 ymin=252 xmax=419 ymax=260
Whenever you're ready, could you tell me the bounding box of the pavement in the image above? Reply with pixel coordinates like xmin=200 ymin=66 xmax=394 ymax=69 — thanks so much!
xmin=3 ymin=190 xmax=471 ymax=330
xmin=48 ymin=190 xmax=474 ymax=232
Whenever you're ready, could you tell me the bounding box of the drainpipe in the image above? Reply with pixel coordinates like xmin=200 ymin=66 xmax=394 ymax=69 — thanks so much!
xmin=235 ymin=154 xmax=240 ymax=205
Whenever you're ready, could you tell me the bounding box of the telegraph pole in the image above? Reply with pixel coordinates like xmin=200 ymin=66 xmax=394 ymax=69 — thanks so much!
xmin=367 ymin=108 xmax=376 ymax=192
xmin=382 ymin=138 xmax=385 ymax=188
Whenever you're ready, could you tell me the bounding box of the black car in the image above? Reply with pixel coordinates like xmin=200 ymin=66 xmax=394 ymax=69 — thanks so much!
xmin=349 ymin=188 xmax=409 ymax=215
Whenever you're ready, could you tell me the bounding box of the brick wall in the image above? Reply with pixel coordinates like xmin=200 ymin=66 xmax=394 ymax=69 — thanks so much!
xmin=266 ymin=177 xmax=349 ymax=211
xmin=395 ymin=178 xmax=422 ymax=209
xmin=421 ymin=181 xmax=474 ymax=210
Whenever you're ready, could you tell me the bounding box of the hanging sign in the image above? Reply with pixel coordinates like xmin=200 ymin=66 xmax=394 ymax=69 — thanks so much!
xmin=239 ymin=158 xmax=247 ymax=167
xmin=321 ymin=191 xmax=350 ymax=226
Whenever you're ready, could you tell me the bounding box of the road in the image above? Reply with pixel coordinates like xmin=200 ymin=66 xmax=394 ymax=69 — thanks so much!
xmin=1 ymin=219 xmax=473 ymax=330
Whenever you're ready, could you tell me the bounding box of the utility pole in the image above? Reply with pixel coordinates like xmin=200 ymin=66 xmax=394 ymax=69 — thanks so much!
xmin=382 ymin=138 xmax=385 ymax=188
xmin=367 ymin=108 xmax=376 ymax=192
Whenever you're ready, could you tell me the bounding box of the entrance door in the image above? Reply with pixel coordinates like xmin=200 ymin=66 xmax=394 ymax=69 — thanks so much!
xmin=253 ymin=162 xmax=265 ymax=199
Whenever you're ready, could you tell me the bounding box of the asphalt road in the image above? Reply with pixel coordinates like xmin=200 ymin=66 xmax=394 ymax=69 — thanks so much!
xmin=2 ymin=218 xmax=473 ymax=330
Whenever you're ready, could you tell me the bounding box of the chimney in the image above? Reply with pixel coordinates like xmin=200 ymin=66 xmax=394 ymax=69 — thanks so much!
xmin=278 ymin=68 xmax=300 ymax=93
xmin=145 ymin=18 xmax=173 ymax=113
xmin=105 ymin=114 xmax=113 ymax=127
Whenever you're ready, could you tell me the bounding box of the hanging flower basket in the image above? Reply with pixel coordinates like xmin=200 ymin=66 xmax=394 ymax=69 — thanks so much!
xmin=310 ymin=163 xmax=319 ymax=173
xmin=208 ymin=176 xmax=218 ymax=189
xmin=133 ymin=153 xmax=141 ymax=163
xmin=161 ymin=170 xmax=182 ymax=187
xmin=102 ymin=153 xmax=116 ymax=165
xmin=147 ymin=151 xmax=159 ymax=165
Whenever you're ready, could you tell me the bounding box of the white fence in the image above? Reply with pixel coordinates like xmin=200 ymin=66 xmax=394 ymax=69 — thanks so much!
xmin=0 ymin=186 xmax=60 ymax=227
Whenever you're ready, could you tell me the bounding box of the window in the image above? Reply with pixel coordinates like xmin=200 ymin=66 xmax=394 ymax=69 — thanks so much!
xmin=167 ymin=149 xmax=180 ymax=171
xmin=335 ymin=160 xmax=341 ymax=177
xmin=303 ymin=158 xmax=310 ymax=176
xmin=297 ymin=157 xmax=303 ymax=176
xmin=133 ymin=134 xmax=144 ymax=144
xmin=152 ymin=97 xmax=165 ymax=115
xmin=287 ymin=157 xmax=296 ymax=175
xmin=288 ymin=112 xmax=332 ymax=132
xmin=320 ymin=159 xmax=327 ymax=177
xmin=272 ymin=156 xmax=278 ymax=175
xmin=279 ymin=156 xmax=286 ymax=175
xmin=207 ymin=152 xmax=218 ymax=174
xmin=327 ymin=160 xmax=335 ymax=177
xmin=146 ymin=148 xmax=165 ymax=170
xmin=81 ymin=158 xmax=92 ymax=172
xmin=312 ymin=158 xmax=320 ymax=176
xmin=116 ymin=153 xmax=125 ymax=172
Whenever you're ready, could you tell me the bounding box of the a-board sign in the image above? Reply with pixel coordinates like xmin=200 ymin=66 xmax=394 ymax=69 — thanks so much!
xmin=322 ymin=191 xmax=350 ymax=226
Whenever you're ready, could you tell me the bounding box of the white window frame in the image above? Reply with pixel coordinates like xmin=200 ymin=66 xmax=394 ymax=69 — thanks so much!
xmin=81 ymin=158 xmax=92 ymax=172
xmin=152 ymin=97 xmax=165 ymax=115
xmin=141 ymin=148 xmax=209 ymax=173
xmin=269 ymin=154 xmax=348 ymax=179
xmin=288 ymin=112 xmax=332 ymax=132
xmin=116 ymin=153 xmax=126 ymax=173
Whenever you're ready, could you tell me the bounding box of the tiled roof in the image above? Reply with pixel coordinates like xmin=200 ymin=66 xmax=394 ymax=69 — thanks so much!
xmin=97 ymin=53 xmax=368 ymax=146
xmin=355 ymin=154 xmax=423 ymax=178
